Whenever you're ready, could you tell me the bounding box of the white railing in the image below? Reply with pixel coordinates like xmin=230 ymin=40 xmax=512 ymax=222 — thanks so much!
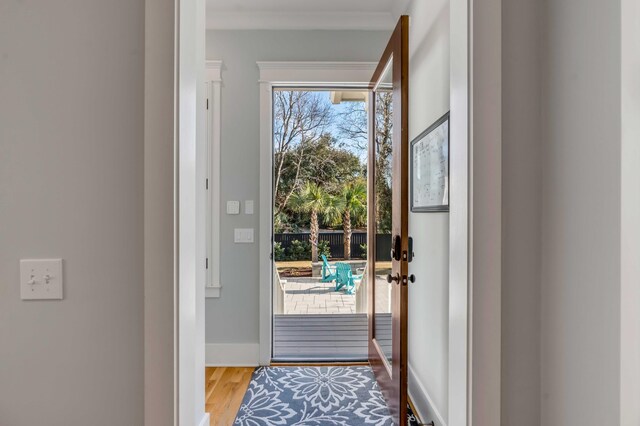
xmin=273 ymin=264 xmax=285 ymax=314
xmin=355 ymin=264 xmax=368 ymax=313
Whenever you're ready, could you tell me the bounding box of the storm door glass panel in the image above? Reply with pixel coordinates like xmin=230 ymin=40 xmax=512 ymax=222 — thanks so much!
xmin=373 ymin=58 xmax=394 ymax=366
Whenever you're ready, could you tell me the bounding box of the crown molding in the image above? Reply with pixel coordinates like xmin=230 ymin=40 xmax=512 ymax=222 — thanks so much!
xmin=206 ymin=10 xmax=396 ymax=31
xmin=256 ymin=61 xmax=377 ymax=71
xmin=257 ymin=61 xmax=377 ymax=85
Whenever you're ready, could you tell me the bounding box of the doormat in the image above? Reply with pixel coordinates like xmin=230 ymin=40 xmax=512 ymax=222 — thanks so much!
xmin=233 ymin=366 xmax=420 ymax=425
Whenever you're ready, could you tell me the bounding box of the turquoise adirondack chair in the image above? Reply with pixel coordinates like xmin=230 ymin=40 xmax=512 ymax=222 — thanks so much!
xmin=334 ymin=262 xmax=363 ymax=295
xmin=320 ymin=254 xmax=337 ymax=282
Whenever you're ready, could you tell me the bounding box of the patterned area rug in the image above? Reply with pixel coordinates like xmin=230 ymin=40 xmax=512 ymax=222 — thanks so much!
xmin=233 ymin=366 xmax=420 ymax=425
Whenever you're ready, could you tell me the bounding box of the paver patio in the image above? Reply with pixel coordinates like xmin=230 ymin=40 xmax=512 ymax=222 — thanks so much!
xmin=282 ymin=278 xmax=356 ymax=314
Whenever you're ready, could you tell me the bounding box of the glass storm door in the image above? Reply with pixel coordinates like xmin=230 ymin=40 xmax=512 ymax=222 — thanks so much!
xmin=367 ymin=15 xmax=410 ymax=426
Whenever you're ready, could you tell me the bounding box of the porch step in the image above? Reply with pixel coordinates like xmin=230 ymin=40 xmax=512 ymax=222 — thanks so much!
xmin=272 ymin=314 xmax=391 ymax=362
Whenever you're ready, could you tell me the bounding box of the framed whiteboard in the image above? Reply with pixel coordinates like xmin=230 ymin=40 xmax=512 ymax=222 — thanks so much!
xmin=410 ymin=112 xmax=450 ymax=212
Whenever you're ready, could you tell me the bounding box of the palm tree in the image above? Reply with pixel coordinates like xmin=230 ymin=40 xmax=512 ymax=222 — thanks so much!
xmin=340 ymin=181 xmax=367 ymax=259
xmin=289 ymin=182 xmax=332 ymax=262
xmin=326 ymin=180 xmax=367 ymax=260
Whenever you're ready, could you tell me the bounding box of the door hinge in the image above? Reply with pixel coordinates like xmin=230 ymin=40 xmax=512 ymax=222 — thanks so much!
xmin=206 ymin=178 xmax=209 ymax=190
xmin=206 ymin=258 xmax=208 ymax=269
xmin=206 ymin=98 xmax=209 ymax=110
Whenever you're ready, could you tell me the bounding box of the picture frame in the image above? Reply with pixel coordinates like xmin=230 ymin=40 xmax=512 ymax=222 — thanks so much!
xmin=410 ymin=112 xmax=450 ymax=212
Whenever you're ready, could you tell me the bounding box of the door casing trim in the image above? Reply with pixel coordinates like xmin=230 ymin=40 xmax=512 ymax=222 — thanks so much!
xmin=257 ymin=61 xmax=377 ymax=365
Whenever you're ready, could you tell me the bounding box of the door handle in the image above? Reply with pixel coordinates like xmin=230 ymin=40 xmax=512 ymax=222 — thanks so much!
xmin=387 ymin=273 xmax=415 ymax=285
xmin=386 ymin=273 xmax=400 ymax=284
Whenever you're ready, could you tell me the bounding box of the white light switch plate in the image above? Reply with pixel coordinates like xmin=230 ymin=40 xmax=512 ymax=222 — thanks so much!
xmin=20 ymin=259 xmax=63 ymax=300
xmin=234 ymin=228 xmax=254 ymax=243
xmin=227 ymin=201 xmax=240 ymax=215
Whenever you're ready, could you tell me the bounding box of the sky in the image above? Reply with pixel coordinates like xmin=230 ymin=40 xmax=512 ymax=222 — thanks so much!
xmin=319 ymin=91 xmax=368 ymax=163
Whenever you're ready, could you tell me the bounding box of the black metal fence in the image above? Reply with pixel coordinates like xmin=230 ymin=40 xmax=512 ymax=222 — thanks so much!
xmin=274 ymin=232 xmax=392 ymax=261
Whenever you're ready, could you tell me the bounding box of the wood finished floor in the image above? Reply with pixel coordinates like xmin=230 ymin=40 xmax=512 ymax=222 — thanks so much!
xmin=205 ymin=367 xmax=254 ymax=426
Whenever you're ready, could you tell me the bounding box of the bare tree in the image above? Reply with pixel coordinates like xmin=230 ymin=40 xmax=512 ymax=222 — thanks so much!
xmin=273 ymin=91 xmax=333 ymax=216
xmin=336 ymin=102 xmax=368 ymax=151
xmin=338 ymin=92 xmax=393 ymax=233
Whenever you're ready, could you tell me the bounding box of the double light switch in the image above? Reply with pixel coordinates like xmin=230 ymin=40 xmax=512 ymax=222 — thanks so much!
xmin=234 ymin=228 xmax=254 ymax=243
xmin=20 ymin=259 xmax=63 ymax=300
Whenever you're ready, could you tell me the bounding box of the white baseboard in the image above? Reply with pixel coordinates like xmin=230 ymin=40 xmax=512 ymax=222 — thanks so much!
xmin=408 ymin=364 xmax=447 ymax=426
xmin=205 ymin=343 xmax=260 ymax=366
xmin=198 ymin=413 xmax=210 ymax=426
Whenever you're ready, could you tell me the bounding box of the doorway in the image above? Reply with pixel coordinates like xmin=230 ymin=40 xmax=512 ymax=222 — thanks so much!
xmin=270 ymin=87 xmax=372 ymax=361
xmin=257 ymin=62 xmax=378 ymax=367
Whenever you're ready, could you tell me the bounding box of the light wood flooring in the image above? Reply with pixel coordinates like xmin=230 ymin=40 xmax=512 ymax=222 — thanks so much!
xmin=205 ymin=367 xmax=254 ymax=426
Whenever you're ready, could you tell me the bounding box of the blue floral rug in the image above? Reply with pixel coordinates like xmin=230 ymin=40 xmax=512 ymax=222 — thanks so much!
xmin=233 ymin=366 xmax=420 ymax=425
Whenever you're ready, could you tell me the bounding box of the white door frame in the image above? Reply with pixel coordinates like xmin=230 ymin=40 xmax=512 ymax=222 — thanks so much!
xmin=621 ymin=0 xmax=640 ymax=422
xmin=176 ymin=0 xmax=208 ymax=423
xmin=450 ymin=0 xmax=502 ymax=424
xmin=144 ymin=0 xmax=208 ymax=424
xmin=257 ymin=62 xmax=377 ymax=365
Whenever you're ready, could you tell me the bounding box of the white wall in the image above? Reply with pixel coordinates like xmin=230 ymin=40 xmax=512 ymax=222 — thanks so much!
xmin=204 ymin=30 xmax=391 ymax=346
xmin=403 ymin=1 xmax=451 ymax=424
xmin=541 ymin=0 xmax=622 ymax=423
xmin=0 ymin=1 xmax=144 ymax=425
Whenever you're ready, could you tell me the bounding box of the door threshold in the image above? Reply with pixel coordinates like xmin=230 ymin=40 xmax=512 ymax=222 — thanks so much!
xmin=270 ymin=360 xmax=370 ymax=366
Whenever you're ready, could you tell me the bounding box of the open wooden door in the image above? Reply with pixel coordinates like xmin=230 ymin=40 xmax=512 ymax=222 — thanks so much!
xmin=367 ymin=15 xmax=410 ymax=426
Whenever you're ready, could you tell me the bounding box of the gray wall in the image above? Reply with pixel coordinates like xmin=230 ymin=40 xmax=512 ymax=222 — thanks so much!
xmin=501 ymin=0 xmax=542 ymax=424
xmin=205 ymin=30 xmax=390 ymax=343
xmin=404 ymin=0 xmax=451 ymax=423
xmin=540 ymin=0 xmax=622 ymax=423
xmin=0 ymin=1 xmax=144 ymax=425
xmin=502 ymin=0 xmax=627 ymax=424
xmin=144 ymin=0 xmax=176 ymax=423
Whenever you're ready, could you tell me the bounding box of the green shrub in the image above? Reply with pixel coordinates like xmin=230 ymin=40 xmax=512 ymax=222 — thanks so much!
xmin=286 ymin=239 xmax=311 ymax=261
xmin=273 ymin=242 xmax=286 ymax=261
xmin=318 ymin=240 xmax=331 ymax=258
xmin=359 ymin=243 xmax=368 ymax=258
